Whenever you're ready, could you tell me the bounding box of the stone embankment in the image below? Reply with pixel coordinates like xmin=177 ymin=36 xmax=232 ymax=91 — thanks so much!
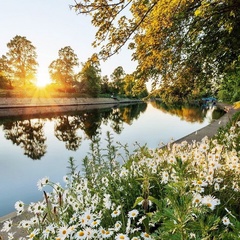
xmin=0 ymin=97 xmax=143 ymax=118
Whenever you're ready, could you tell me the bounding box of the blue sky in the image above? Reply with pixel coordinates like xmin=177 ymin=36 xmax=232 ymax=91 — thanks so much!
xmin=0 ymin=0 xmax=137 ymax=86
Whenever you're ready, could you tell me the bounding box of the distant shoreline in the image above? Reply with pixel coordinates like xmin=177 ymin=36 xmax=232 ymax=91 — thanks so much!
xmin=0 ymin=97 xmax=143 ymax=118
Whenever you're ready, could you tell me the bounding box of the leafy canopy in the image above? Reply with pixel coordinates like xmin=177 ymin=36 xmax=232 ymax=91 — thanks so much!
xmin=3 ymin=35 xmax=38 ymax=86
xmin=71 ymin=0 xmax=240 ymax=89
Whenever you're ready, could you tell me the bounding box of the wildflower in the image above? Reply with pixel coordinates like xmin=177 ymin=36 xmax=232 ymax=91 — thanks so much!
xmin=100 ymin=227 xmax=113 ymax=238
xmin=161 ymin=171 xmax=169 ymax=184
xmin=67 ymin=195 xmax=75 ymax=205
xmin=131 ymin=237 xmax=140 ymax=240
xmin=201 ymin=195 xmax=220 ymax=210
xmin=90 ymin=219 xmax=101 ymax=228
xmin=103 ymin=193 xmax=112 ymax=209
xmin=111 ymin=206 xmax=121 ymax=217
xmin=141 ymin=232 xmax=152 ymax=239
xmin=18 ymin=220 xmax=30 ymax=229
xmin=42 ymin=224 xmax=55 ymax=239
xmin=75 ymin=230 xmax=87 ymax=239
xmin=84 ymin=227 xmax=96 ymax=239
xmin=199 ymin=142 xmax=209 ymax=152
xmin=27 ymin=229 xmax=39 ymax=239
xmin=32 ymin=201 xmax=45 ymax=214
xmin=214 ymin=183 xmax=220 ymax=191
xmin=193 ymin=179 xmax=208 ymax=187
xmin=192 ymin=193 xmax=202 ymax=206
xmin=53 ymin=182 xmax=63 ymax=194
xmin=128 ymin=209 xmax=139 ymax=219
xmin=1 ymin=219 xmax=13 ymax=232
xmin=15 ymin=200 xmax=24 ymax=215
xmin=114 ymin=221 xmax=122 ymax=232
xmin=102 ymin=177 xmax=109 ymax=186
xmin=37 ymin=176 xmax=49 ymax=190
xmin=83 ymin=210 xmax=94 ymax=225
xmin=79 ymin=215 xmax=87 ymax=227
xmin=222 ymin=216 xmax=231 ymax=226
xmin=168 ymin=154 xmax=176 ymax=164
xmin=115 ymin=233 xmax=130 ymax=240
xmin=7 ymin=232 xmax=15 ymax=239
xmin=63 ymin=175 xmax=70 ymax=183
xmin=57 ymin=226 xmax=70 ymax=239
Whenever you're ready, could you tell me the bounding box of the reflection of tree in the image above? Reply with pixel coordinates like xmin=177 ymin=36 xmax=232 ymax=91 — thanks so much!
xmin=150 ymin=101 xmax=205 ymax=123
xmin=79 ymin=111 xmax=103 ymax=139
xmin=3 ymin=119 xmax=46 ymax=160
xmin=110 ymin=103 xmax=147 ymax=134
xmin=120 ymin=103 xmax=147 ymax=124
xmin=54 ymin=116 xmax=82 ymax=151
xmin=110 ymin=107 xmax=124 ymax=134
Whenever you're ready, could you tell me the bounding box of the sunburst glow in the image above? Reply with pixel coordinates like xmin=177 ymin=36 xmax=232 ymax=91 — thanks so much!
xmin=36 ymin=70 xmax=52 ymax=87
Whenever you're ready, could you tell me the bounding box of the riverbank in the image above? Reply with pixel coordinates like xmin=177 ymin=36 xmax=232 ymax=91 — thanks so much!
xmin=174 ymin=102 xmax=239 ymax=143
xmin=0 ymin=97 xmax=143 ymax=118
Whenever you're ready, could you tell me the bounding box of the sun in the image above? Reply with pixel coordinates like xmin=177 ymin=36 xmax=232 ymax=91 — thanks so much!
xmin=36 ymin=70 xmax=52 ymax=87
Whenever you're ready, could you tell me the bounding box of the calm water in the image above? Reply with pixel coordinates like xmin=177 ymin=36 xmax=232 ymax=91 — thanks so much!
xmin=0 ymin=101 xmax=223 ymax=216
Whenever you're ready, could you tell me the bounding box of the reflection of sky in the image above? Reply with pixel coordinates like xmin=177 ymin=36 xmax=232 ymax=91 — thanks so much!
xmin=0 ymin=103 xmax=211 ymax=216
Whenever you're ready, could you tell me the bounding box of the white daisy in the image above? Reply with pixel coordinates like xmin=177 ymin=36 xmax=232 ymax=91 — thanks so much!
xmin=1 ymin=219 xmax=13 ymax=232
xmin=37 ymin=176 xmax=49 ymax=190
xmin=128 ymin=209 xmax=139 ymax=219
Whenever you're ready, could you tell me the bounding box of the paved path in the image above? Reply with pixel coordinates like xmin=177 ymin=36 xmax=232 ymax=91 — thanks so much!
xmin=174 ymin=102 xmax=238 ymax=143
xmin=0 ymin=100 xmax=239 ymax=239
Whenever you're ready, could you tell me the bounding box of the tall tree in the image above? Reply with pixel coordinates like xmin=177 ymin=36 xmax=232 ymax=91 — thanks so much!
xmin=110 ymin=66 xmax=125 ymax=95
xmin=101 ymin=75 xmax=111 ymax=94
xmin=71 ymin=0 xmax=240 ymax=99
xmin=49 ymin=46 xmax=78 ymax=88
xmin=5 ymin=35 xmax=38 ymax=86
xmin=0 ymin=55 xmax=12 ymax=88
xmin=78 ymin=54 xmax=101 ymax=97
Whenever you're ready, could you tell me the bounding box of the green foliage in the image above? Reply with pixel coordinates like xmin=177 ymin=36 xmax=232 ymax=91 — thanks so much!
xmin=214 ymin=111 xmax=240 ymax=152
xmin=78 ymin=54 xmax=101 ymax=97
xmin=48 ymin=46 xmax=79 ymax=89
xmin=123 ymin=74 xmax=148 ymax=98
xmin=110 ymin=66 xmax=125 ymax=95
xmin=218 ymin=68 xmax=240 ymax=103
xmin=3 ymin=35 xmax=38 ymax=87
xmin=71 ymin=0 xmax=240 ymax=102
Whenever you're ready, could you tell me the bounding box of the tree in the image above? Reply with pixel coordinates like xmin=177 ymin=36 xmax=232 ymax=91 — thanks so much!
xmin=71 ymin=1 xmax=240 ymax=100
xmin=48 ymin=46 xmax=78 ymax=89
xmin=0 ymin=55 xmax=12 ymax=88
xmin=101 ymin=75 xmax=111 ymax=94
xmin=5 ymin=35 xmax=38 ymax=86
xmin=78 ymin=54 xmax=101 ymax=97
xmin=110 ymin=66 xmax=125 ymax=95
xmin=123 ymin=73 xmax=148 ymax=98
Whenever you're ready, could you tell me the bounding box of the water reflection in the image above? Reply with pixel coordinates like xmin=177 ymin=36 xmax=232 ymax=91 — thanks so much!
xmin=150 ymin=101 xmax=223 ymax=123
xmin=3 ymin=119 xmax=47 ymax=160
xmin=0 ymin=102 xmax=224 ymax=161
xmin=0 ymin=103 xmax=147 ymax=160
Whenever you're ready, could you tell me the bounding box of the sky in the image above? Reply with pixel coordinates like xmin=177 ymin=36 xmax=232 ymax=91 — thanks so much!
xmin=0 ymin=0 xmax=137 ymax=86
